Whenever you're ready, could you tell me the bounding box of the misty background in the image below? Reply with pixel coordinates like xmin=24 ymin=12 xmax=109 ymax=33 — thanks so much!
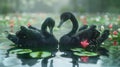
xmin=0 ymin=0 xmax=120 ymax=14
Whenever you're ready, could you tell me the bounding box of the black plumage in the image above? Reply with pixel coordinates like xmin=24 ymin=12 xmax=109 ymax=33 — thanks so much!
xmin=7 ymin=17 xmax=58 ymax=52
xmin=78 ymin=25 xmax=88 ymax=31
xmin=28 ymin=25 xmax=41 ymax=32
xmin=73 ymin=25 xmax=100 ymax=43
xmin=86 ymin=30 xmax=110 ymax=56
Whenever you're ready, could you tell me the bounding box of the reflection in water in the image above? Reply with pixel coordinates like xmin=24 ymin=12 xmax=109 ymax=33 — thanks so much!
xmin=0 ymin=47 xmax=102 ymax=67
xmin=19 ymin=59 xmax=38 ymax=66
xmin=5 ymin=47 xmax=55 ymax=67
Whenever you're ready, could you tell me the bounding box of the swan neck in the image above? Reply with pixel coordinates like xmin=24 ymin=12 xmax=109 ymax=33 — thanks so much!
xmin=68 ymin=15 xmax=78 ymax=36
xmin=41 ymin=24 xmax=51 ymax=37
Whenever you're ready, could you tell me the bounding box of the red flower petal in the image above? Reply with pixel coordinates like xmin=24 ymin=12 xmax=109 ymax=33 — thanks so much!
xmin=80 ymin=40 xmax=89 ymax=48
xmin=80 ymin=56 xmax=89 ymax=62
xmin=113 ymin=40 xmax=117 ymax=46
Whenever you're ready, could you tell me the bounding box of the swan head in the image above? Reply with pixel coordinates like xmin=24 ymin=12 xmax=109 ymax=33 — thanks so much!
xmin=58 ymin=12 xmax=73 ymax=28
xmin=43 ymin=17 xmax=55 ymax=34
xmin=60 ymin=12 xmax=72 ymax=22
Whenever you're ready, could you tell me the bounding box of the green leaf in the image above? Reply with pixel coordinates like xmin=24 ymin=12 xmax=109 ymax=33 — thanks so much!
xmin=10 ymin=49 xmax=32 ymax=54
xmin=30 ymin=52 xmax=42 ymax=58
xmin=30 ymin=51 xmax=51 ymax=58
xmin=71 ymin=48 xmax=85 ymax=52
xmin=74 ymin=51 xmax=98 ymax=56
xmin=41 ymin=52 xmax=51 ymax=58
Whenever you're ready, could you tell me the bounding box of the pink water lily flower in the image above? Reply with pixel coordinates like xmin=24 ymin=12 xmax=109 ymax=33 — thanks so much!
xmin=108 ymin=24 xmax=113 ymax=29
xmin=113 ymin=31 xmax=118 ymax=35
xmin=80 ymin=39 xmax=89 ymax=48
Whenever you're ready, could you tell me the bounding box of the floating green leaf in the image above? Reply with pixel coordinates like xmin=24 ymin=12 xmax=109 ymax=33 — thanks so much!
xmin=71 ymin=48 xmax=85 ymax=52
xmin=30 ymin=51 xmax=51 ymax=58
xmin=74 ymin=51 xmax=98 ymax=56
xmin=41 ymin=52 xmax=51 ymax=58
xmin=10 ymin=49 xmax=32 ymax=54
xmin=30 ymin=52 xmax=42 ymax=58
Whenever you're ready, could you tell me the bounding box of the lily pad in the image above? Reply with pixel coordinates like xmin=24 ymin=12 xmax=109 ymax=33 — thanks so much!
xmin=71 ymin=48 xmax=85 ymax=52
xmin=74 ymin=51 xmax=98 ymax=56
xmin=10 ymin=49 xmax=32 ymax=54
xmin=30 ymin=51 xmax=51 ymax=58
xmin=30 ymin=52 xmax=42 ymax=58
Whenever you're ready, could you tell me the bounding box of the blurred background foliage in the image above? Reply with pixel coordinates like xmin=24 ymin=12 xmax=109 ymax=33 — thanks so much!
xmin=1 ymin=0 xmax=120 ymax=14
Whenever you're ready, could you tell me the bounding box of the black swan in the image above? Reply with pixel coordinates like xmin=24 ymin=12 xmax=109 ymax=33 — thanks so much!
xmin=58 ymin=12 xmax=109 ymax=66
xmin=6 ymin=17 xmax=58 ymax=67
xmin=58 ymin=12 xmax=82 ymax=67
xmin=7 ymin=17 xmax=58 ymax=51
xmin=58 ymin=12 xmax=109 ymax=51
xmin=58 ymin=12 xmax=79 ymax=51
xmin=58 ymin=12 xmax=99 ymax=50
